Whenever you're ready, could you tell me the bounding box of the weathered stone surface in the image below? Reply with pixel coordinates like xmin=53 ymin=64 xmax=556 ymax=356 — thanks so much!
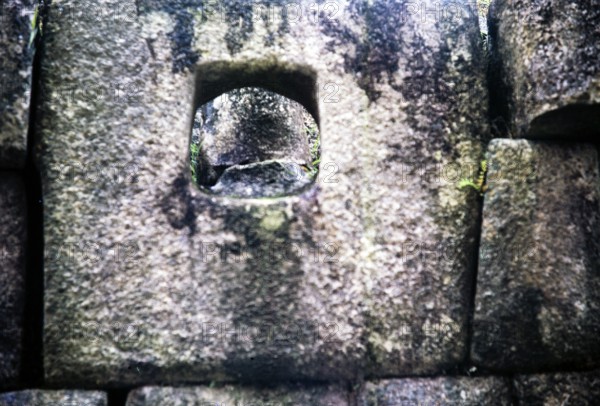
xmin=514 ymin=370 xmax=600 ymax=405
xmin=39 ymin=0 xmax=487 ymax=385
xmin=127 ymin=385 xmax=348 ymax=406
xmin=489 ymin=0 xmax=600 ymax=138
xmin=0 ymin=0 xmax=35 ymax=168
xmin=472 ymin=139 xmax=600 ymax=371
xmin=358 ymin=376 xmax=511 ymax=405
xmin=210 ymin=160 xmax=313 ymax=198
xmin=0 ymin=390 xmax=107 ymax=406
xmin=191 ymin=86 xmax=318 ymax=196
xmin=0 ymin=173 xmax=26 ymax=386
xmin=194 ymin=87 xmax=312 ymax=169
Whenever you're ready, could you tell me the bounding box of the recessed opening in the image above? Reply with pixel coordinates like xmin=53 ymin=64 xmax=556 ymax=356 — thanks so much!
xmin=190 ymin=62 xmax=321 ymax=198
xmin=190 ymin=86 xmax=320 ymax=198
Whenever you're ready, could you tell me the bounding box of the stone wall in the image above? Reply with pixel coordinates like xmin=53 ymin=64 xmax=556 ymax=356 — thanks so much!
xmin=0 ymin=0 xmax=599 ymax=404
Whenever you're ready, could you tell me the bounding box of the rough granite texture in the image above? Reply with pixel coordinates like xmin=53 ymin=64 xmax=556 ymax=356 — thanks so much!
xmin=0 ymin=390 xmax=107 ymax=406
xmin=357 ymin=377 xmax=511 ymax=406
xmin=0 ymin=0 xmax=35 ymax=168
xmin=0 ymin=173 xmax=26 ymax=386
xmin=38 ymin=0 xmax=487 ymax=385
xmin=489 ymin=0 xmax=600 ymax=138
xmin=127 ymin=385 xmax=348 ymax=406
xmin=514 ymin=370 xmax=600 ymax=405
xmin=472 ymin=139 xmax=600 ymax=371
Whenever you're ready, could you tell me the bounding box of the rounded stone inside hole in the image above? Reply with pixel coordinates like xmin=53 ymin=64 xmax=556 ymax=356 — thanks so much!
xmin=190 ymin=87 xmax=320 ymax=198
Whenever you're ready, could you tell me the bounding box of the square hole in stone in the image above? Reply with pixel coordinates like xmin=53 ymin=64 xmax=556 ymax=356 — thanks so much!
xmin=190 ymin=86 xmax=320 ymax=198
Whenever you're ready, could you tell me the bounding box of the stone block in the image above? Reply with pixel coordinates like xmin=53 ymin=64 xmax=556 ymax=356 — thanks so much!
xmin=489 ymin=0 xmax=600 ymax=138
xmin=0 ymin=0 xmax=35 ymax=168
xmin=357 ymin=377 xmax=511 ymax=405
xmin=0 ymin=173 xmax=26 ymax=386
xmin=0 ymin=390 xmax=107 ymax=406
xmin=126 ymin=385 xmax=347 ymax=406
xmin=39 ymin=0 xmax=488 ymax=385
xmin=514 ymin=370 xmax=600 ymax=405
xmin=472 ymin=139 xmax=600 ymax=370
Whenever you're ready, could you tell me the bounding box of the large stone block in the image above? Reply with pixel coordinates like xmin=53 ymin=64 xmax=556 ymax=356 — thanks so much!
xmin=0 ymin=390 xmax=107 ymax=406
xmin=472 ymin=139 xmax=600 ymax=371
xmin=0 ymin=173 xmax=26 ymax=386
xmin=489 ymin=0 xmax=600 ymax=138
xmin=0 ymin=0 xmax=35 ymax=168
xmin=514 ymin=370 xmax=600 ymax=405
xmin=127 ymin=385 xmax=348 ymax=406
xmin=39 ymin=0 xmax=487 ymax=385
xmin=357 ymin=377 xmax=511 ymax=405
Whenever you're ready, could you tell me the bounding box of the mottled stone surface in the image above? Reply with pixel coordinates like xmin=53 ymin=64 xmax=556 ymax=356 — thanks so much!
xmin=194 ymin=87 xmax=312 ymax=170
xmin=191 ymin=86 xmax=318 ymax=196
xmin=472 ymin=139 xmax=600 ymax=371
xmin=0 ymin=0 xmax=35 ymax=168
xmin=358 ymin=377 xmax=511 ymax=405
xmin=489 ymin=0 xmax=600 ymax=138
xmin=127 ymin=385 xmax=348 ymax=406
xmin=0 ymin=390 xmax=107 ymax=406
xmin=210 ymin=160 xmax=313 ymax=198
xmin=39 ymin=0 xmax=487 ymax=385
xmin=514 ymin=370 xmax=600 ymax=405
xmin=0 ymin=173 xmax=26 ymax=386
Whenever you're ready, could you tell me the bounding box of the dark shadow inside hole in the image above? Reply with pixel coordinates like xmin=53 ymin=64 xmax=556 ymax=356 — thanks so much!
xmin=190 ymin=86 xmax=320 ymax=198
xmin=194 ymin=61 xmax=319 ymax=122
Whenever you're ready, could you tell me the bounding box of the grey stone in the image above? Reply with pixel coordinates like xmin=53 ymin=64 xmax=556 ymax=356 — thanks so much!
xmin=39 ymin=0 xmax=487 ymax=385
xmin=0 ymin=173 xmax=26 ymax=386
xmin=0 ymin=390 xmax=107 ymax=406
xmin=0 ymin=0 xmax=35 ymax=169
xmin=514 ymin=370 xmax=600 ymax=405
xmin=193 ymin=86 xmax=312 ymax=168
xmin=472 ymin=139 xmax=600 ymax=371
xmin=489 ymin=0 xmax=600 ymax=138
xmin=191 ymin=87 xmax=319 ymax=194
xmin=126 ymin=385 xmax=348 ymax=406
xmin=209 ymin=160 xmax=313 ymax=198
xmin=357 ymin=377 xmax=511 ymax=406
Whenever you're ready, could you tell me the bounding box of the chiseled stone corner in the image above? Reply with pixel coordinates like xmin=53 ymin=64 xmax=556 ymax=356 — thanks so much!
xmin=489 ymin=0 xmax=600 ymax=138
xmin=0 ymin=390 xmax=106 ymax=406
xmin=472 ymin=139 xmax=600 ymax=370
xmin=357 ymin=377 xmax=511 ymax=405
xmin=40 ymin=0 xmax=487 ymax=385
xmin=0 ymin=0 xmax=36 ymax=168
xmin=0 ymin=174 xmax=26 ymax=387
xmin=126 ymin=385 xmax=348 ymax=406
xmin=514 ymin=370 xmax=600 ymax=405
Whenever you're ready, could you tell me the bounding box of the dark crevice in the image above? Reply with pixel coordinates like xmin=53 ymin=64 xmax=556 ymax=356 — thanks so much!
xmin=508 ymin=375 xmax=520 ymax=406
xmin=486 ymin=1 xmax=511 ymax=139
xmin=19 ymin=0 xmax=46 ymax=387
xmin=462 ymin=191 xmax=485 ymax=373
xmin=107 ymin=388 xmax=131 ymax=406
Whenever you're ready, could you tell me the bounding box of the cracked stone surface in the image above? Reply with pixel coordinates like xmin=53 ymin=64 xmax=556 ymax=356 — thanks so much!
xmin=357 ymin=377 xmax=511 ymax=406
xmin=126 ymin=385 xmax=348 ymax=406
xmin=0 ymin=0 xmax=35 ymax=168
xmin=39 ymin=0 xmax=488 ymax=385
xmin=0 ymin=390 xmax=107 ymax=406
xmin=472 ymin=139 xmax=600 ymax=371
xmin=489 ymin=0 xmax=600 ymax=138
xmin=0 ymin=173 xmax=26 ymax=386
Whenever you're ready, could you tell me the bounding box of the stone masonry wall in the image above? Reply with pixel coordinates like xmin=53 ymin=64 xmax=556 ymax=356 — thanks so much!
xmin=0 ymin=0 xmax=599 ymax=404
